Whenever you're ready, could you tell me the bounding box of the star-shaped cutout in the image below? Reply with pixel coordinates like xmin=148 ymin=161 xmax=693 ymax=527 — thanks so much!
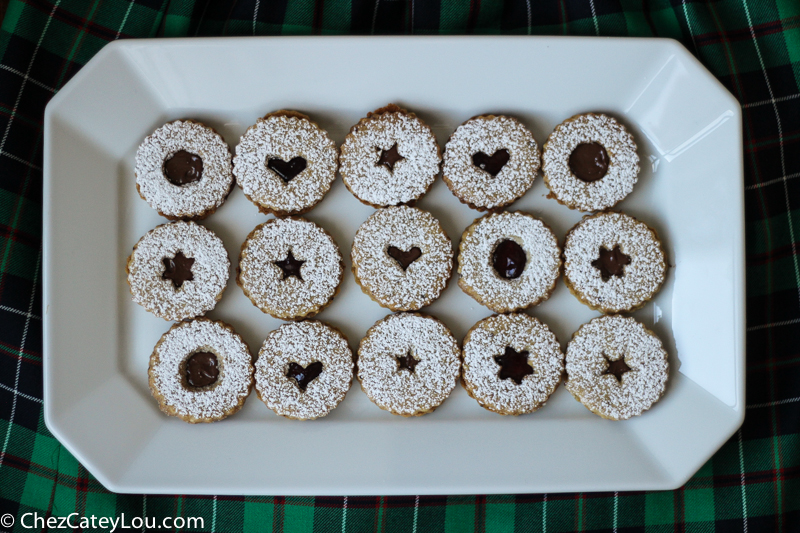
xmin=494 ymin=346 xmax=533 ymax=385
xmin=274 ymin=250 xmax=305 ymax=281
xmin=591 ymin=245 xmax=631 ymax=281
xmin=376 ymin=143 xmax=405 ymax=172
xmin=396 ymin=351 xmax=420 ymax=373
xmin=162 ymin=251 xmax=195 ymax=289
xmin=601 ymin=353 xmax=631 ymax=383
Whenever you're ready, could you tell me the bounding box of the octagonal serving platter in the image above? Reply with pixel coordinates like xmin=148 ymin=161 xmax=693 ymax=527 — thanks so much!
xmin=43 ymin=36 xmax=745 ymax=495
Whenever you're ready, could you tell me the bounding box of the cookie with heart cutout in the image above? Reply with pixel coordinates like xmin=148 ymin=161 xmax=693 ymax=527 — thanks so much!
xmin=255 ymin=320 xmax=354 ymax=421
xmin=443 ymin=114 xmax=541 ymax=211
xmin=233 ymin=110 xmax=338 ymax=216
xmin=351 ymin=206 xmax=454 ymax=312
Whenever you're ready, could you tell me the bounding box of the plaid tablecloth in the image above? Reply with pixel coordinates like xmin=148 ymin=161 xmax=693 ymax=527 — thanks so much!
xmin=1 ymin=0 xmax=798 ymax=531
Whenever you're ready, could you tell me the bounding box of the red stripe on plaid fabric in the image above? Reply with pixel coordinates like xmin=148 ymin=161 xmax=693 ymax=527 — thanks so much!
xmin=0 ymin=224 xmax=40 ymax=249
xmin=0 ymin=340 xmax=42 ymax=363
xmin=693 ymin=16 xmax=798 ymax=48
xmin=20 ymin=0 xmax=132 ymax=43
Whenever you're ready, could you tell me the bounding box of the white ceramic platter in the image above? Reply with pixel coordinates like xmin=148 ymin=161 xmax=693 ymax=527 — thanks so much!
xmin=43 ymin=36 xmax=745 ymax=495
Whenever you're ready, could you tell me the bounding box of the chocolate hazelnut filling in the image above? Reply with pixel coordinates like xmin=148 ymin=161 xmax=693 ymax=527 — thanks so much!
xmin=164 ymin=150 xmax=203 ymax=186
xmin=162 ymin=251 xmax=195 ymax=289
xmin=492 ymin=239 xmax=526 ymax=279
xmin=568 ymin=142 xmax=609 ymax=183
xmin=185 ymin=351 xmax=219 ymax=388
xmin=267 ymin=156 xmax=307 ymax=183
xmin=274 ymin=250 xmax=305 ymax=281
xmin=472 ymin=149 xmax=510 ymax=177
xmin=376 ymin=143 xmax=404 ymax=172
xmin=286 ymin=361 xmax=323 ymax=391
xmin=387 ymin=246 xmax=422 ymax=271
xmin=396 ymin=351 xmax=420 ymax=373
xmin=592 ymin=245 xmax=631 ymax=281
xmin=602 ymin=353 xmax=631 ymax=383
xmin=494 ymin=346 xmax=533 ymax=385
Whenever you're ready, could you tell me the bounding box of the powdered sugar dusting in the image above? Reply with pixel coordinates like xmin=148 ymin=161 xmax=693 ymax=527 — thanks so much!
xmin=135 ymin=120 xmax=233 ymax=218
xmin=238 ymin=217 xmax=343 ymax=320
xmin=339 ymin=109 xmax=440 ymax=206
xmin=127 ymin=221 xmax=229 ymax=321
xmin=149 ymin=319 xmax=253 ymax=422
xmin=462 ymin=313 xmax=564 ymax=415
xmin=542 ymin=113 xmax=639 ymax=212
xmin=565 ymin=315 xmax=668 ymax=420
xmin=357 ymin=313 xmax=460 ymax=416
xmin=234 ymin=114 xmax=337 ymax=215
xmin=443 ymin=115 xmax=540 ymax=209
xmin=351 ymin=206 xmax=453 ymax=311
xmin=255 ymin=321 xmax=353 ymax=420
xmin=563 ymin=212 xmax=666 ymax=313
xmin=457 ymin=211 xmax=561 ymax=313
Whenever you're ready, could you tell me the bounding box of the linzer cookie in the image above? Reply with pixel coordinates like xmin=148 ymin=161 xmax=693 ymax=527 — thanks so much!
xmin=542 ymin=113 xmax=639 ymax=212
xmin=565 ymin=315 xmax=668 ymax=420
xmin=148 ymin=318 xmax=254 ymax=423
xmin=462 ymin=313 xmax=564 ymax=415
xmin=234 ymin=111 xmax=338 ymax=216
xmin=237 ymin=217 xmax=343 ymax=320
xmin=135 ymin=120 xmax=234 ymax=220
xmin=351 ymin=206 xmax=453 ymax=311
xmin=127 ymin=221 xmax=229 ymax=321
xmin=339 ymin=104 xmax=441 ymax=207
xmin=357 ymin=313 xmax=460 ymax=417
xmin=563 ymin=211 xmax=666 ymax=313
xmin=457 ymin=211 xmax=561 ymax=313
xmin=443 ymin=115 xmax=540 ymax=211
xmin=255 ymin=320 xmax=353 ymax=420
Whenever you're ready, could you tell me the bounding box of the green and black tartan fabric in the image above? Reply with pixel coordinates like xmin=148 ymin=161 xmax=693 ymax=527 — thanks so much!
xmin=1 ymin=0 xmax=798 ymax=531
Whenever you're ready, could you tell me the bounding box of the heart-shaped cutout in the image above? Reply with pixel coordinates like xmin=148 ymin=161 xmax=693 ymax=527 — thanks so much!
xmin=286 ymin=361 xmax=323 ymax=391
xmin=387 ymin=246 xmax=422 ymax=271
xmin=472 ymin=149 xmax=510 ymax=177
xmin=268 ymin=156 xmax=307 ymax=183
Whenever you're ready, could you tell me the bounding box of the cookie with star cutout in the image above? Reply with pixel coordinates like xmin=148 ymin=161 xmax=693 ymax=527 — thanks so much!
xmin=357 ymin=313 xmax=461 ymax=417
xmin=461 ymin=313 xmax=565 ymax=416
xmin=339 ymin=104 xmax=441 ymax=207
xmin=565 ymin=315 xmax=669 ymax=420
xmin=351 ymin=206 xmax=453 ymax=312
xmin=563 ymin=211 xmax=666 ymax=314
xmin=237 ymin=217 xmax=344 ymax=320
xmin=255 ymin=320 xmax=354 ymax=420
xmin=127 ymin=221 xmax=229 ymax=321
xmin=233 ymin=110 xmax=338 ymax=216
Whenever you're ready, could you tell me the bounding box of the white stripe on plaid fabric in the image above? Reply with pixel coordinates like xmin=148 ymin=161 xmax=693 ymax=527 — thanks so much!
xmin=253 ymin=0 xmax=260 ymax=35
xmin=542 ymin=493 xmax=547 ymax=532
xmin=412 ymin=495 xmax=419 ymax=533
xmin=747 ymin=317 xmax=800 ymax=331
xmin=0 ymin=305 xmax=41 ymax=321
xmin=681 ymin=0 xmax=697 ymax=51
xmin=211 ymin=495 xmax=217 ymax=533
xmin=0 ymin=150 xmax=42 ymax=170
xmin=738 ymin=429 xmax=749 ymax=533
xmin=589 ymin=0 xmax=599 ymax=36
xmin=745 ymin=172 xmax=800 ymax=190
xmin=0 ymin=0 xmax=62 ymax=154
xmin=0 ymin=382 xmax=42 ymax=403
xmin=0 ymin=247 xmax=41 ymax=469
xmin=741 ymin=0 xmax=800 ymax=309
xmin=0 ymin=64 xmax=56 ymax=93
xmin=613 ymin=491 xmax=618 ymax=533
xmin=747 ymin=396 xmax=800 ymax=409
xmin=371 ymin=0 xmax=380 ymax=34
xmin=114 ymin=0 xmax=135 ymax=39
xmin=341 ymin=496 xmax=347 ymax=533
xmin=526 ymin=0 xmax=532 ymax=35
xmin=742 ymin=93 xmax=800 ymax=109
